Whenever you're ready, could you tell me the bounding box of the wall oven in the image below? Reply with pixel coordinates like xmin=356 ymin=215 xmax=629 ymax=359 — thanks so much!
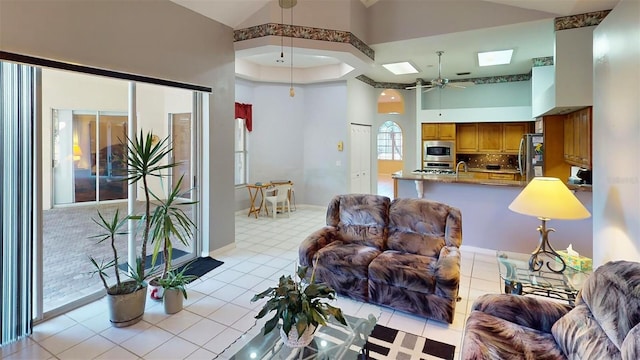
xmin=423 ymin=140 xmax=454 ymax=168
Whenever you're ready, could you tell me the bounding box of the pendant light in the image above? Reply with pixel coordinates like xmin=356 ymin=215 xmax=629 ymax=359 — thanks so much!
xmin=279 ymin=0 xmax=297 ymax=97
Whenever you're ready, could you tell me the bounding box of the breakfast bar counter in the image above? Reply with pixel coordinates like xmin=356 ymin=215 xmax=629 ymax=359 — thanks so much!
xmin=390 ymin=170 xmax=593 ymax=256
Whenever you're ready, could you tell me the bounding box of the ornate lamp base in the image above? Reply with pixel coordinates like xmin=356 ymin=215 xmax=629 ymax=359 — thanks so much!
xmin=529 ymin=218 xmax=566 ymax=273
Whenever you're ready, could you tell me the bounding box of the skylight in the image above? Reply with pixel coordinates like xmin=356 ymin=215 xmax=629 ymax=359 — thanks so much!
xmin=478 ymin=49 xmax=514 ymax=67
xmin=382 ymin=62 xmax=419 ymax=75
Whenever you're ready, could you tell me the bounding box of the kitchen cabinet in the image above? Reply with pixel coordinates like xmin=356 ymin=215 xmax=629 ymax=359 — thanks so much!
xmin=422 ymin=123 xmax=455 ymax=140
xmin=538 ymin=115 xmax=571 ymax=180
xmin=469 ymin=172 xmax=521 ymax=181
xmin=488 ymin=173 xmax=517 ymax=180
xmin=563 ymin=107 xmax=591 ymax=169
xmin=503 ymin=123 xmax=529 ymax=153
xmin=456 ymin=124 xmax=478 ymax=153
xmin=478 ymin=123 xmax=502 ymax=152
xmin=458 ymin=122 xmax=530 ymax=154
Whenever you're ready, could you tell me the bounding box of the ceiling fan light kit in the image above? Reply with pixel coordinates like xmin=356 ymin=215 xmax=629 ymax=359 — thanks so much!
xmin=406 ymin=50 xmax=475 ymax=92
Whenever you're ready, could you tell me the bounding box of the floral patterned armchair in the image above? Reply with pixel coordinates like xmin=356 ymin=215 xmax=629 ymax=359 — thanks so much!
xmin=462 ymin=260 xmax=640 ymax=359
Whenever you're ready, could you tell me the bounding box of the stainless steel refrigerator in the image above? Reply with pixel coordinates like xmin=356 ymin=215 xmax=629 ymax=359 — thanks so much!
xmin=518 ymin=134 xmax=544 ymax=182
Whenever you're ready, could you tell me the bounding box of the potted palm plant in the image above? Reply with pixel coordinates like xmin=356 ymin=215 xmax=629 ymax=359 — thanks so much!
xmin=89 ymin=130 xmax=189 ymax=326
xmin=156 ymin=263 xmax=197 ymax=314
xmin=89 ymin=208 xmax=148 ymax=328
xmin=251 ymin=263 xmax=346 ymax=348
xmin=150 ymin=174 xmax=197 ymax=286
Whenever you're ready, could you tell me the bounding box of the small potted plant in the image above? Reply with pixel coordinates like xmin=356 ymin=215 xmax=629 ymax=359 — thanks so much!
xmin=156 ymin=263 xmax=197 ymax=314
xmin=251 ymin=262 xmax=346 ymax=348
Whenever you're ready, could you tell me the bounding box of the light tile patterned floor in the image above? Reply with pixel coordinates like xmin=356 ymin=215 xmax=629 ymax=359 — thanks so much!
xmin=2 ymin=206 xmax=503 ymax=360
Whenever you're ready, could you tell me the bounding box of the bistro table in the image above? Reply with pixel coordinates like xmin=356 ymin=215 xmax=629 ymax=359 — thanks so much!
xmin=246 ymin=182 xmax=271 ymax=218
xmin=246 ymin=181 xmax=295 ymax=218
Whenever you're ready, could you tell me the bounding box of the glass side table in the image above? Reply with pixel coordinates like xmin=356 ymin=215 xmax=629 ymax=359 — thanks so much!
xmin=218 ymin=312 xmax=378 ymax=360
xmin=496 ymin=251 xmax=592 ymax=306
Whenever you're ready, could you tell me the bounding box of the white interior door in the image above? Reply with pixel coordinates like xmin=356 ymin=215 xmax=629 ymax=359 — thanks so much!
xmin=350 ymin=124 xmax=372 ymax=194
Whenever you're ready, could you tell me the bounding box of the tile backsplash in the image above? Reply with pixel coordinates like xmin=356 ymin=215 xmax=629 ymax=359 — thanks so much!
xmin=456 ymin=154 xmax=518 ymax=170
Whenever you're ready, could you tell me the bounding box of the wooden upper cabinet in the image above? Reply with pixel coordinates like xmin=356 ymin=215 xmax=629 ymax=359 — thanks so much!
xmin=478 ymin=123 xmax=502 ymax=152
xmin=456 ymin=123 xmax=478 ymax=153
xmin=563 ymin=107 xmax=591 ymax=168
xmin=437 ymin=123 xmax=456 ymax=140
xmin=503 ymin=123 xmax=529 ymax=153
xmin=421 ymin=124 xmax=437 ymax=140
xmin=457 ymin=122 xmax=529 ymax=154
xmin=422 ymin=123 xmax=456 ymax=140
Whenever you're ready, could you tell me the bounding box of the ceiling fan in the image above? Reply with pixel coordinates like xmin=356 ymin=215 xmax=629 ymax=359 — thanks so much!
xmin=407 ymin=51 xmax=475 ymax=92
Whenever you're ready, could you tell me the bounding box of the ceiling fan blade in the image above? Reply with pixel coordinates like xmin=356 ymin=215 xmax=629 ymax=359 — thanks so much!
xmin=406 ymin=84 xmax=434 ymax=90
xmin=448 ymin=81 xmax=475 ymax=89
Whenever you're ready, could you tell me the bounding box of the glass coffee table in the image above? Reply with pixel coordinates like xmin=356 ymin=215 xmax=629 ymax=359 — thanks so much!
xmin=496 ymin=251 xmax=591 ymax=306
xmin=218 ymin=313 xmax=378 ymax=360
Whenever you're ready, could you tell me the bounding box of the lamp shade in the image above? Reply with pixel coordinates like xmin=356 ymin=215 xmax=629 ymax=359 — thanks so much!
xmin=509 ymin=177 xmax=591 ymax=220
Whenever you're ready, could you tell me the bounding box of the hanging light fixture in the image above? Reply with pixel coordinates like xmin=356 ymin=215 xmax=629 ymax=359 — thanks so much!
xmin=279 ymin=0 xmax=297 ymax=97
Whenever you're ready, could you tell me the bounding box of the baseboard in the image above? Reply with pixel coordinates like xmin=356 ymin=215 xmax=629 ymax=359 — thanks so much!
xmin=209 ymin=243 xmax=235 ymax=257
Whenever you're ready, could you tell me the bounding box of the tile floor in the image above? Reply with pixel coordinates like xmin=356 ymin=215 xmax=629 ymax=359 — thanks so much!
xmin=1 ymin=206 xmax=503 ymax=360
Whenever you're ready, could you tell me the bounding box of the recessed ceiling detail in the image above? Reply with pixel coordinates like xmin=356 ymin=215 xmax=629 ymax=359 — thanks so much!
xmin=356 ymin=72 xmax=533 ymax=89
xmin=554 ymin=10 xmax=611 ymax=31
xmin=233 ymin=23 xmax=375 ymax=60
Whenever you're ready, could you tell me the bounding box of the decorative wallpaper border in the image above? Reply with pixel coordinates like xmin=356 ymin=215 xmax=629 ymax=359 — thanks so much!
xmin=234 ymin=23 xmax=375 ymax=60
xmin=355 ymin=75 xmax=413 ymax=89
xmin=357 ymin=73 xmax=532 ymax=89
xmin=532 ymin=56 xmax=554 ymax=67
xmin=555 ymin=10 xmax=611 ymax=31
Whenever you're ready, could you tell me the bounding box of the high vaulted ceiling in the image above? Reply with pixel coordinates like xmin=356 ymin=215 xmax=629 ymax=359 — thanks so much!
xmin=171 ymin=0 xmax=619 ymax=86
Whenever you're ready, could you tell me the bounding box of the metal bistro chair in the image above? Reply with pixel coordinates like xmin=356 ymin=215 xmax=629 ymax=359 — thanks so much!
xmin=264 ymin=183 xmax=292 ymax=219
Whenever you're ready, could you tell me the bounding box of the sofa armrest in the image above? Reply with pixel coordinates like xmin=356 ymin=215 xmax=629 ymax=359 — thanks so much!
xmin=434 ymin=246 xmax=461 ymax=298
xmin=622 ymin=322 xmax=640 ymax=360
xmin=472 ymin=294 xmax=572 ymax=333
xmin=298 ymin=226 xmax=340 ymax=267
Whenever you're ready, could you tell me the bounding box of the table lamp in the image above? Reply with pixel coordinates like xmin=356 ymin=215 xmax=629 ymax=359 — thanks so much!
xmin=508 ymin=177 xmax=591 ymax=273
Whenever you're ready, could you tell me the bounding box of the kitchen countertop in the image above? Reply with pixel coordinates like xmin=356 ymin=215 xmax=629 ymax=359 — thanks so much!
xmin=392 ymin=171 xmax=525 ymax=187
xmin=392 ymin=170 xmax=593 ymax=192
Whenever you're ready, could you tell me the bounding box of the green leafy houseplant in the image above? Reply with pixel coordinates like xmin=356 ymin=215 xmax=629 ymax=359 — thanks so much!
xmin=89 ymin=208 xmax=146 ymax=295
xmin=251 ymin=263 xmax=346 ymax=340
xmin=150 ymin=175 xmax=197 ymax=280
xmin=156 ymin=263 xmax=198 ymax=299
xmin=125 ymin=131 xmax=176 ymax=281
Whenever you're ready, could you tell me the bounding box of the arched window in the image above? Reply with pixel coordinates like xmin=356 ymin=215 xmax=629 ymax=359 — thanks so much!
xmin=377 ymin=121 xmax=403 ymax=160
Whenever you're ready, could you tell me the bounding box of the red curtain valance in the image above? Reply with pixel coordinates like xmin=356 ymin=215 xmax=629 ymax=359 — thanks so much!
xmin=235 ymin=102 xmax=253 ymax=132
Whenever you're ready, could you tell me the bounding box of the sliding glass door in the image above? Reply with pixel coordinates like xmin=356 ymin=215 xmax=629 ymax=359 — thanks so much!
xmin=40 ymin=70 xmax=201 ymax=316
xmin=52 ymin=110 xmax=128 ymax=205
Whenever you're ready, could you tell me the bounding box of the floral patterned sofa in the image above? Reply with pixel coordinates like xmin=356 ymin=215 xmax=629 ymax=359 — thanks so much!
xmin=298 ymin=194 xmax=462 ymax=324
xmin=461 ymin=260 xmax=640 ymax=359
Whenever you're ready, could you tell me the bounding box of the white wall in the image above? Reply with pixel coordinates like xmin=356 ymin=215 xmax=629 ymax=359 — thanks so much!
xmin=592 ymin=0 xmax=640 ymax=266
xmin=417 ymin=80 xmax=534 ymax=123
xmin=1 ymin=0 xmax=236 ymax=253
xmin=304 ymin=82 xmax=349 ymax=206
xmin=235 ymin=79 xmax=350 ymax=209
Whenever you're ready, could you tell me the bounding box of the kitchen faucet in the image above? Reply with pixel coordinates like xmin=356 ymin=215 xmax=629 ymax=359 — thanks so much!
xmin=456 ymin=161 xmax=468 ymax=175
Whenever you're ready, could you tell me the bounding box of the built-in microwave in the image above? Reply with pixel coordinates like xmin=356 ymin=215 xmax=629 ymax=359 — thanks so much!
xmin=423 ymin=140 xmax=454 ymax=163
